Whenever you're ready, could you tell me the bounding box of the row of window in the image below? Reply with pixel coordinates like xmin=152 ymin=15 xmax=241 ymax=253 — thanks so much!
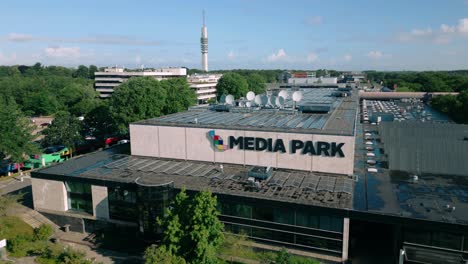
xmin=404 ymin=228 xmax=468 ymax=252
xmin=218 ymin=200 xmax=343 ymax=233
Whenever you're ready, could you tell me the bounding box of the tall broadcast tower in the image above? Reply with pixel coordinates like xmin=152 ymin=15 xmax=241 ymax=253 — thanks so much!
xmin=201 ymin=10 xmax=208 ymax=72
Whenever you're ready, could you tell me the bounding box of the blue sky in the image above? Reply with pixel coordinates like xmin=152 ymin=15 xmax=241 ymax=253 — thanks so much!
xmin=0 ymin=0 xmax=468 ymax=70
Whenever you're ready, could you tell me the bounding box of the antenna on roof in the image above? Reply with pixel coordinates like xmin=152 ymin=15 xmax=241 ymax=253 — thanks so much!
xmin=278 ymin=90 xmax=289 ymax=99
xmin=276 ymin=96 xmax=285 ymax=108
xmin=254 ymin=95 xmax=262 ymax=105
xmin=225 ymin=94 xmax=234 ymax=105
xmin=246 ymin=91 xmax=255 ymax=101
xmin=219 ymin=95 xmax=226 ymax=104
xmin=246 ymin=101 xmax=252 ymax=107
xmin=292 ymin=91 xmax=302 ymax=110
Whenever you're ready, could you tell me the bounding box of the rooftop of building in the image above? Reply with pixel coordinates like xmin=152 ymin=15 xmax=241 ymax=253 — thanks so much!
xmin=354 ymin=100 xmax=468 ymax=225
xmin=132 ymin=88 xmax=358 ymax=136
xmin=33 ymin=144 xmax=353 ymax=210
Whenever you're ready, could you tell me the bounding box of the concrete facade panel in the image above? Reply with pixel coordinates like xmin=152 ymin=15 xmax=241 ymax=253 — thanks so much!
xmin=91 ymin=185 xmax=109 ymax=220
xmin=158 ymin=126 xmax=187 ymax=160
xmin=312 ymin=135 xmax=355 ymax=175
xmin=32 ymin=178 xmax=67 ymax=212
xmin=186 ymin=127 xmax=215 ymax=162
xmin=130 ymin=125 xmax=159 ymax=157
xmin=244 ymin=131 xmax=278 ymax=167
xmin=214 ymin=129 xmax=245 ymax=165
xmin=275 ymin=132 xmax=312 ymax=171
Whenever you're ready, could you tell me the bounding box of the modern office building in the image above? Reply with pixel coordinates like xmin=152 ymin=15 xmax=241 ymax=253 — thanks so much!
xmin=288 ymin=77 xmax=338 ymax=85
xmin=94 ymin=67 xmax=187 ymax=98
xmin=187 ymin=73 xmax=221 ymax=105
xmin=30 ymin=88 xmax=468 ymax=263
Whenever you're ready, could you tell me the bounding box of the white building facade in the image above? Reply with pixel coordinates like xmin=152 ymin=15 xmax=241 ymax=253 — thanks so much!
xmin=187 ymin=74 xmax=222 ymax=105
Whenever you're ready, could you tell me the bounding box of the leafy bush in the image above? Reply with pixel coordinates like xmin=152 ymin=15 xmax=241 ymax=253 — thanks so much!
xmin=6 ymin=235 xmax=33 ymax=257
xmin=34 ymin=224 xmax=54 ymax=241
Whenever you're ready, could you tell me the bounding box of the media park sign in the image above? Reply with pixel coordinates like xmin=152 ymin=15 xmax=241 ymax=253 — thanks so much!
xmin=209 ymin=130 xmax=345 ymax=158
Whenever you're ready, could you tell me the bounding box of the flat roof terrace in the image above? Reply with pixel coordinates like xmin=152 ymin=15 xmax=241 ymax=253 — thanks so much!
xmin=133 ymin=89 xmax=358 ymax=136
xmin=34 ymin=146 xmax=353 ymax=210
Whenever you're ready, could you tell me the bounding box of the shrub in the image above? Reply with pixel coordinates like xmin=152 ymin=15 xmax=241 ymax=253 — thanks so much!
xmin=34 ymin=224 xmax=54 ymax=241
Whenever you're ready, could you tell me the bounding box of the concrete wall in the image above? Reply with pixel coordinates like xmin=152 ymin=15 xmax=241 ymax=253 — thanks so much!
xmin=31 ymin=178 xmax=68 ymax=212
xmin=91 ymin=185 xmax=109 ymax=220
xmin=130 ymin=125 xmax=355 ymax=175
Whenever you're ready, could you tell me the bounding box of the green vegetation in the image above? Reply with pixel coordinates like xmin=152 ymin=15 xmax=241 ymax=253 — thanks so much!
xmin=146 ymin=189 xmax=224 ymax=264
xmin=42 ymin=111 xmax=84 ymax=150
xmin=431 ymin=90 xmax=468 ymax=124
xmin=216 ymin=72 xmax=249 ymax=99
xmin=0 ymin=216 xmax=34 ymax=240
xmin=0 ymin=97 xmax=38 ymax=163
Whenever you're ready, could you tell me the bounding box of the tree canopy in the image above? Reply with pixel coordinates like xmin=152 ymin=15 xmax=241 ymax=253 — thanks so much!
xmin=109 ymin=77 xmax=167 ymax=134
xmin=246 ymin=73 xmax=267 ymax=95
xmin=42 ymin=111 xmax=83 ymax=149
xmin=153 ymin=189 xmax=224 ymax=264
xmin=216 ymin=72 xmax=249 ymax=98
xmin=0 ymin=97 xmax=38 ymax=162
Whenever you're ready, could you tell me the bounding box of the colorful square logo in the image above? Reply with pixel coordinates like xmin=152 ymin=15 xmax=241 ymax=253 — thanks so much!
xmin=209 ymin=130 xmax=228 ymax=151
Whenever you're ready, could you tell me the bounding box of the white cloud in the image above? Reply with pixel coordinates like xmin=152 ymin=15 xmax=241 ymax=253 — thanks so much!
xmin=267 ymin=49 xmax=288 ymax=62
xmin=7 ymin=33 xmax=34 ymax=41
xmin=440 ymin=24 xmax=456 ymax=33
xmin=44 ymin=46 xmax=80 ymax=58
xmin=344 ymin=54 xmax=352 ymax=62
xmin=304 ymin=16 xmax=323 ymax=25
xmin=2 ymin=33 xmax=160 ymax=46
xmin=227 ymin=50 xmax=236 ymax=60
xmin=458 ymin=18 xmax=468 ymax=33
xmin=366 ymin=51 xmax=391 ymax=59
xmin=306 ymin=53 xmax=318 ymax=62
xmin=397 ymin=18 xmax=468 ymax=44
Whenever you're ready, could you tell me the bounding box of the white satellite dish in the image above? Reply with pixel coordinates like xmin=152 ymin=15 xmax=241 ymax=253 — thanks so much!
xmin=246 ymin=91 xmax=255 ymax=101
xmin=239 ymin=101 xmax=245 ymax=107
xmin=260 ymin=95 xmax=268 ymax=105
xmin=226 ymin=94 xmax=234 ymax=105
xmin=220 ymin=95 xmax=226 ymax=104
xmin=270 ymin=95 xmax=276 ymax=106
xmin=278 ymin=90 xmax=289 ymax=99
xmin=254 ymin=95 xmax=262 ymax=105
xmin=246 ymin=101 xmax=252 ymax=107
xmin=276 ymin=96 xmax=285 ymax=107
xmin=292 ymin=91 xmax=303 ymax=102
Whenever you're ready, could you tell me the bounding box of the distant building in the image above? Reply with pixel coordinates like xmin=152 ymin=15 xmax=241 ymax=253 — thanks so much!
xmin=94 ymin=67 xmax=187 ymax=98
xmin=288 ymin=77 xmax=338 ymax=85
xmin=188 ymin=73 xmax=222 ymax=105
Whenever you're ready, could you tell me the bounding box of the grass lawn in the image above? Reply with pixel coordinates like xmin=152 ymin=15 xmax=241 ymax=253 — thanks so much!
xmin=0 ymin=216 xmax=34 ymax=240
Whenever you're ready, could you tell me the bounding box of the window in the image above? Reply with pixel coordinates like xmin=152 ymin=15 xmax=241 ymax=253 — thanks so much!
xmin=404 ymin=228 xmax=431 ymax=246
xmin=432 ymin=232 xmax=462 ymax=250
xmin=108 ymin=187 xmax=138 ymax=221
xmin=65 ymin=182 xmax=92 ymax=214
xmin=252 ymin=205 xmax=293 ymax=225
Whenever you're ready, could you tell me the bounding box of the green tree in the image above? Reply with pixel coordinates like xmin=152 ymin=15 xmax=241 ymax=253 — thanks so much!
xmin=162 ymin=78 xmax=197 ymax=114
xmin=216 ymin=73 xmax=248 ymax=99
xmin=88 ymin=65 xmax=98 ymax=79
xmin=109 ymin=77 xmax=167 ymax=134
xmin=33 ymin=224 xmax=54 ymax=241
xmin=58 ymin=83 xmax=98 ymax=116
xmin=23 ymin=92 xmax=60 ymax=116
xmin=83 ymin=104 xmax=117 ymax=140
xmin=0 ymin=97 xmax=38 ymax=163
xmin=144 ymin=245 xmax=186 ymax=264
xmin=42 ymin=111 xmax=84 ymax=149
xmin=74 ymin=65 xmax=89 ymax=79
xmin=276 ymin=248 xmax=291 ymax=264
xmin=246 ymin=73 xmax=266 ymax=95
xmin=157 ymin=189 xmax=224 ymax=264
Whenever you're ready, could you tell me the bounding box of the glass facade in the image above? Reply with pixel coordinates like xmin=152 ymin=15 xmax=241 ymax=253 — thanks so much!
xmin=218 ymin=198 xmax=343 ymax=254
xmin=108 ymin=186 xmax=138 ymax=222
xmin=65 ymin=181 xmax=92 ymax=214
xmin=138 ymin=184 xmax=174 ymax=234
xmin=404 ymin=228 xmax=464 ymax=251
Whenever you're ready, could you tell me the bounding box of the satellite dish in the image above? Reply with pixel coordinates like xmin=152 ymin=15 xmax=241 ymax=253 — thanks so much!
xmin=254 ymin=95 xmax=262 ymax=105
xmin=226 ymin=94 xmax=234 ymax=105
xmin=220 ymin=95 xmax=226 ymax=104
xmin=239 ymin=101 xmax=245 ymax=107
xmin=270 ymin=95 xmax=276 ymax=106
xmin=260 ymin=95 xmax=268 ymax=105
xmin=246 ymin=101 xmax=252 ymax=107
xmin=276 ymin=96 xmax=285 ymax=107
xmin=246 ymin=91 xmax=255 ymax=101
xmin=278 ymin=90 xmax=289 ymax=99
xmin=292 ymin=91 xmax=303 ymax=102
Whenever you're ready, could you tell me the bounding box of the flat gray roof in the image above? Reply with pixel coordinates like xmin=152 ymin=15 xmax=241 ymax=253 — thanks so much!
xmin=34 ymin=146 xmax=353 ymax=210
xmin=133 ymin=88 xmax=358 ymax=136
